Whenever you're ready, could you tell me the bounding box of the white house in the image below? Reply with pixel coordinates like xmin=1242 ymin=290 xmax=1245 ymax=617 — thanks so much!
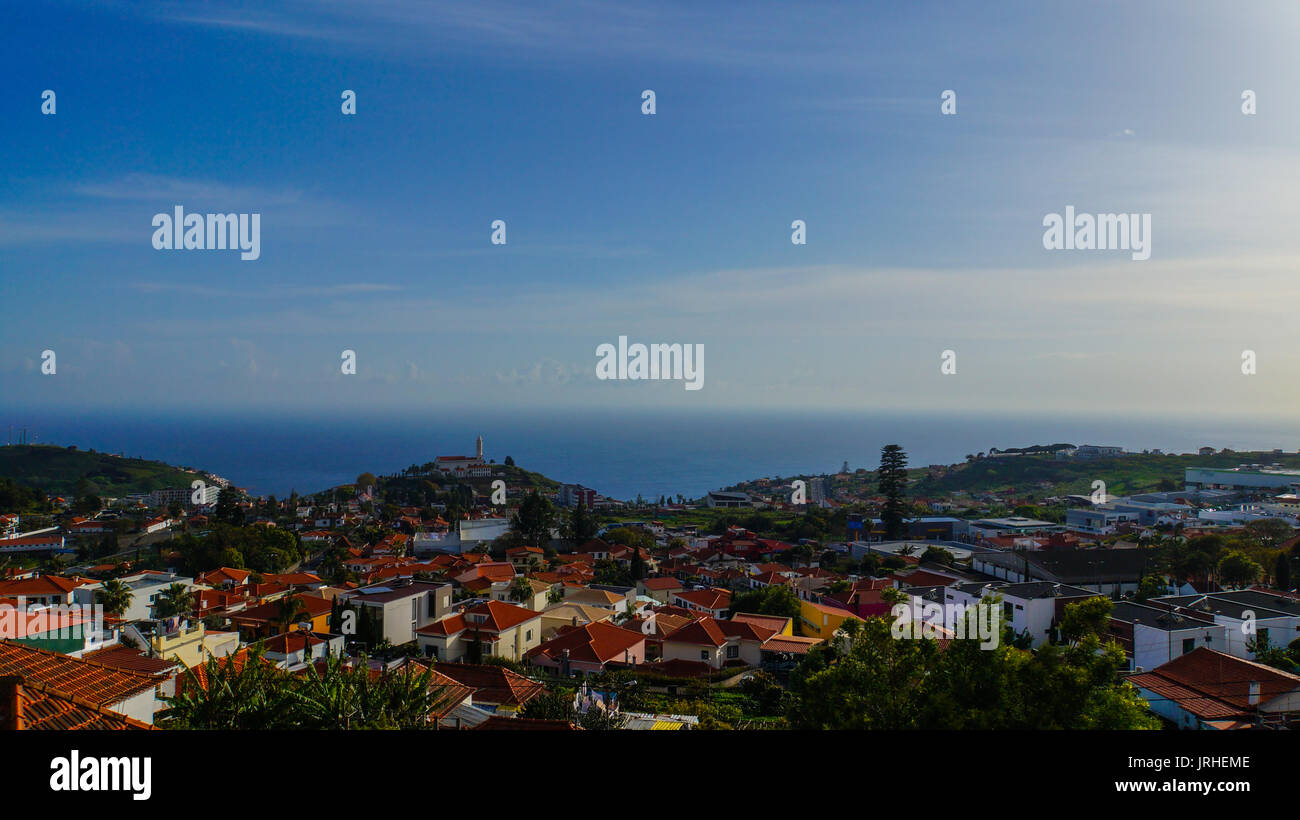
xmin=1149 ymin=591 xmax=1300 ymax=660
xmin=1109 ymin=601 xmax=1228 ymax=672
xmin=76 ymin=571 xmax=196 ymax=622
xmin=340 ymin=580 xmax=454 ymax=646
xmin=945 ymin=581 xmax=1099 ymax=648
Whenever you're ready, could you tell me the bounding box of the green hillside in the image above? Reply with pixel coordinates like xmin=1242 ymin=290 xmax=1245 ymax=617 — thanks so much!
xmin=909 ymin=450 xmax=1300 ymax=497
xmin=0 ymin=445 xmax=204 ymax=497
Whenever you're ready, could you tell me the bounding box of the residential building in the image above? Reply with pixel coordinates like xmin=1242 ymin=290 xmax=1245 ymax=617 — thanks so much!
xmin=75 ymin=571 xmax=196 ymax=622
xmin=971 ymin=549 xmax=1148 ymax=597
xmin=1129 ymin=648 xmax=1300 ymax=729
xmin=339 ymin=580 xmax=454 ymax=646
xmin=149 ymin=621 xmax=240 ymax=667
xmin=0 ymin=641 xmax=161 ymax=726
xmin=945 ymin=581 xmax=1100 ymax=648
xmin=659 ymin=616 xmax=776 ymax=671
xmin=539 ymin=602 xmax=616 ymax=639
xmin=1108 ymin=601 xmax=1228 ymax=672
xmin=415 ymin=600 xmax=542 ymax=663
xmin=261 ymin=630 xmax=346 ymax=671
xmin=228 ymin=594 xmax=335 ymax=641
xmin=799 ymin=599 xmax=857 ymax=640
xmin=1147 ymin=590 xmax=1300 ymax=660
xmin=431 ymin=662 xmax=547 ymax=714
xmin=672 ymin=587 xmax=731 ymax=618
xmin=638 ymin=576 xmax=684 ymax=604
xmin=527 ymin=621 xmax=647 ymax=674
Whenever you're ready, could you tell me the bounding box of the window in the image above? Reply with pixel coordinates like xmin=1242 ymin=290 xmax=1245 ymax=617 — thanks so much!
xmin=700 ymin=650 xmax=709 ymax=660
xmin=526 ymin=630 xmax=532 ymax=641
xmin=1182 ymin=638 xmax=1195 ymax=655
xmin=727 ymin=645 xmax=739 ymax=659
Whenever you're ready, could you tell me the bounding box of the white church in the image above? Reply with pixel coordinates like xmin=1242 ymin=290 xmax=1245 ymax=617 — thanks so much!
xmin=434 ymin=435 xmax=492 ymax=478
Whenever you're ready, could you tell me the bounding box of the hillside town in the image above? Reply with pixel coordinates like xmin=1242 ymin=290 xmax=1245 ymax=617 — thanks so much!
xmin=2 ymin=438 xmax=1300 ymax=732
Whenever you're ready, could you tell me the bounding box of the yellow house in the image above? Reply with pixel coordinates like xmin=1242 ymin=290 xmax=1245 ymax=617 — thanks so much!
xmin=799 ymin=600 xmax=858 ymax=640
xmin=227 ymin=594 xmax=334 ymax=640
xmin=152 ymin=622 xmax=241 ymax=668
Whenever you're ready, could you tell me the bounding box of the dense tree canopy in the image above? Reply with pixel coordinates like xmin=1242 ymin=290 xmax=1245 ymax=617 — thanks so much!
xmin=510 ymin=490 xmax=555 ymax=548
xmin=788 ymin=599 xmax=1158 ymax=730
xmin=168 ymin=522 xmax=304 ymax=575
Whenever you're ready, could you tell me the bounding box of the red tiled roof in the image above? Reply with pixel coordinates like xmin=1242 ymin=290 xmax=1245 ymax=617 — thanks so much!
xmin=417 ymin=600 xmax=542 ymax=638
xmin=665 ymin=615 xmax=777 ymax=647
xmin=260 ymin=571 xmax=323 ymax=587
xmin=528 ymin=621 xmax=645 ymax=666
xmin=640 ymin=577 xmax=682 ymax=590
xmin=730 ymin=613 xmax=791 ymax=634
xmin=461 ymin=600 xmax=540 ymax=631
xmin=229 ymin=594 xmax=332 ymax=626
xmin=647 ymin=613 xmax=692 ymax=637
xmin=0 ymin=575 xmax=85 ymax=597
xmin=0 ymin=641 xmax=159 ymax=706
xmin=78 ymin=645 xmax=180 ymax=676
xmin=401 ymin=661 xmax=475 ymax=719
xmin=0 ymin=675 xmax=153 ymax=730
xmin=456 ymin=562 xmax=516 ymax=583
xmin=892 ymin=569 xmax=959 ymax=588
xmin=182 ymin=649 xmax=272 ymax=693
xmin=432 ymin=663 xmax=546 ymax=707
xmin=1128 ymin=648 xmax=1300 ymax=721
xmin=674 ymin=588 xmax=731 ymax=610
xmin=263 ymin=632 xmax=328 ymax=654
xmin=664 ymin=618 xmax=727 ymax=647
xmin=761 ymin=635 xmax=824 ymax=654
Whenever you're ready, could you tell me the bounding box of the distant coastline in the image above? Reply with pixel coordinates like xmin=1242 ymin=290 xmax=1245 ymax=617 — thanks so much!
xmin=4 ymin=408 xmax=1299 ymax=502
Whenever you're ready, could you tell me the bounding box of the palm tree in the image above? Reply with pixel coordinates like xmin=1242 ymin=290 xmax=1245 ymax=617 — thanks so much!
xmin=274 ymin=595 xmax=311 ymax=634
xmin=507 ymin=576 xmax=532 ymax=603
xmin=159 ymin=646 xmax=293 ymax=729
xmin=154 ymin=583 xmax=195 ymax=619
xmin=96 ymin=579 xmax=134 ymax=617
xmin=288 ymin=653 xmax=450 ymax=729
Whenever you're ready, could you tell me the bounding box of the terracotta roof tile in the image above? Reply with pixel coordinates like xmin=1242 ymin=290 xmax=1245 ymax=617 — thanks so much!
xmin=1128 ymin=647 xmax=1300 ymax=720
xmin=432 ymin=663 xmax=546 ymax=707
xmin=0 ymin=641 xmax=159 ymax=706
xmin=0 ymin=675 xmax=153 ymax=730
xmin=528 ymin=621 xmax=644 ymax=665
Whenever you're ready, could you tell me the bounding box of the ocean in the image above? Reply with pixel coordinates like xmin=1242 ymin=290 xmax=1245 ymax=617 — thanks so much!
xmin=4 ymin=408 xmax=1297 ymax=501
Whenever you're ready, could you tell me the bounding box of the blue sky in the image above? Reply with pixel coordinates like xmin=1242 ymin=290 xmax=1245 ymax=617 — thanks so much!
xmin=4 ymin=1 xmax=1300 ymax=419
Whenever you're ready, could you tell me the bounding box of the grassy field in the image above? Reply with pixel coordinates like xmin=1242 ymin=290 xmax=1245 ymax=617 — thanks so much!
xmin=0 ymin=445 xmax=203 ymax=497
